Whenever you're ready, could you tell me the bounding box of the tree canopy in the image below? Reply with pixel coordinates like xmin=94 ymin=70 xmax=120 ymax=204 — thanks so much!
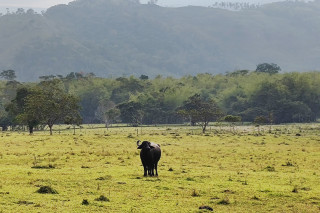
xmin=255 ymin=63 xmax=281 ymax=74
xmin=0 ymin=70 xmax=16 ymax=81
xmin=5 ymin=79 xmax=81 ymax=134
xmin=178 ymin=94 xmax=223 ymax=133
xmin=1 ymin=71 xmax=320 ymax=133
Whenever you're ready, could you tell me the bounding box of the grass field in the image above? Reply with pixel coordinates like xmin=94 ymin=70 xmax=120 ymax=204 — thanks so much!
xmin=0 ymin=124 xmax=320 ymax=212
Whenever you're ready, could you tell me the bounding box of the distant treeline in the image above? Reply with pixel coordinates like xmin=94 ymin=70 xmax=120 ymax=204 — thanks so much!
xmin=1 ymin=68 xmax=319 ymax=130
xmin=210 ymin=2 xmax=260 ymax=10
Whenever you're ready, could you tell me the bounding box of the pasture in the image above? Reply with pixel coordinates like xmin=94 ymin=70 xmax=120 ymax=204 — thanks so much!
xmin=0 ymin=124 xmax=319 ymax=212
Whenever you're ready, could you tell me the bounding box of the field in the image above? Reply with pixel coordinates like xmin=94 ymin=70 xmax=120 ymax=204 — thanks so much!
xmin=0 ymin=124 xmax=320 ymax=212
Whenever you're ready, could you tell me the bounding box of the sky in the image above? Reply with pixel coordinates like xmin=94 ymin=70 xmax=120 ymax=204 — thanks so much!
xmin=0 ymin=0 xmax=72 ymax=9
xmin=0 ymin=0 xmax=288 ymax=10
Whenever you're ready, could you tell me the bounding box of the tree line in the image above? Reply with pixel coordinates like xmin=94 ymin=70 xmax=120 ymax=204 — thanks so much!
xmin=0 ymin=65 xmax=319 ymax=133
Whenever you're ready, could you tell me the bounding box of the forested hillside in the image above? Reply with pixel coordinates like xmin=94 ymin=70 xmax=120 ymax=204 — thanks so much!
xmin=1 ymin=70 xmax=319 ymax=129
xmin=1 ymin=0 xmax=320 ymax=81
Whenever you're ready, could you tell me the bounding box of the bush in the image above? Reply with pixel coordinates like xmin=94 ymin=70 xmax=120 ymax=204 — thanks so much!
xmin=95 ymin=195 xmax=110 ymax=202
xmin=36 ymin=186 xmax=58 ymax=194
xmin=82 ymin=199 xmax=89 ymax=205
xmin=217 ymin=198 xmax=230 ymax=205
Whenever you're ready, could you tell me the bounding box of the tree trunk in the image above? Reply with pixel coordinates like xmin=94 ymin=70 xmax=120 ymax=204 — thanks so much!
xmin=202 ymin=123 xmax=207 ymax=133
xmin=49 ymin=125 xmax=53 ymax=135
xmin=1 ymin=125 xmax=8 ymax=131
xmin=202 ymin=121 xmax=209 ymax=134
xmin=29 ymin=125 xmax=34 ymax=135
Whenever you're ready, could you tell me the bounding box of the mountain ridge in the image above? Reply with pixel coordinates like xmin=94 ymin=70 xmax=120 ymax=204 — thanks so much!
xmin=1 ymin=0 xmax=320 ymax=81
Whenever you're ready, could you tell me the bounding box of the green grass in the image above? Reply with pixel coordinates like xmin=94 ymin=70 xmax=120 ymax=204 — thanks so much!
xmin=0 ymin=124 xmax=320 ymax=212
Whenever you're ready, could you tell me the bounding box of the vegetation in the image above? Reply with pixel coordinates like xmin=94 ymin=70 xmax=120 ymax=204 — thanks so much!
xmin=1 ymin=70 xmax=320 ymax=132
xmin=177 ymin=94 xmax=223 ymax=133
xmin=0 ymin=2 xmax=319 ymax=212
xmin=255 ymin=63 xmax=281 ymax=75
xmin=0 ymin=124 xmax=319 ymax=212
xmin=1 ymin=0 xmax=320 ymax=81
xmin=2 ymin=75 xmax=81 ymax=134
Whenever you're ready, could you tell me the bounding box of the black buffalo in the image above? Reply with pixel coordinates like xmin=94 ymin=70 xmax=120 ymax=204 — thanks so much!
xmin=137 ymin=140 xmax=161 ymax=176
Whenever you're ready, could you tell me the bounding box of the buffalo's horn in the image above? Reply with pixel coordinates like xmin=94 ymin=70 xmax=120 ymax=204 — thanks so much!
xmin=137 ymin=140 xmax=141 ymax=146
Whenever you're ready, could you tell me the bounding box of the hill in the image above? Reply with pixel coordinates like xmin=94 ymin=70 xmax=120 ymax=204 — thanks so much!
xmin=1 ymin=0 xmax=320 ymax=81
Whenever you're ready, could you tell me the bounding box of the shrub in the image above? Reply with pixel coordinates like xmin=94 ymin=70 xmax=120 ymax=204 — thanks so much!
xmin=82 ymin=199 xmax=89 ymax=205
xmin=36 ymin=186 xmax=58 ymax=194
xmin=264 ymin=166 xmax=275 ymax=172
xmin=218 ymin=198 xmax=230 ymax=205
xmin=95 ymin=195 xmax=110 ymax=202
xmin=191 ymin=189 xmax=200 ymax=197
xmin=199 ymin=205 xmax=213 ymax=211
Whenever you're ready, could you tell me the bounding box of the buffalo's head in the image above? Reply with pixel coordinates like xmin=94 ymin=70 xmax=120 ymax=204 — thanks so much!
xmin=137 ymin=140 xmax=152 ymax=150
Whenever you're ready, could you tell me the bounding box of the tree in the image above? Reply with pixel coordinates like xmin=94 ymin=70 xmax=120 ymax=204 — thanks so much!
xmin=117 ymin=101 xmax=144 ymax=127
xmin=64 ymin=111 xmax=82 ymax=135
xmin=79 ymin=88 xmax=105 ymax=123
xmin=274 ymin=101 xmax=312 ymax=123
xmin=105 ymin=108 xmax=120 ymax=127
xmin=139 ymin=75 xmax=149 ymax=80
xmin=26 ymin=9 xmax=35 ymax=15
xmin=254 ymin=115 xmax=269 ymax=133
xmin=224 ymin=115 xmax=241 ymax=132
xmin=0 ymin=70 xmax=20 ymax=102
xmin=39 ymin=75 xmax=56 ymax=81
xmin=177 ymin=94 xmax=223 ymax=133
xmin=95 ymin=100 xmax=117 ymax=127
xmin=255 ymin=63 xmax=281 ymax=74
xmin=0 ymin=70 xmax=16 ymax=81
xmin=111 ymin=77 xmax=144 ymax=104
xmin=254 ymin=116 xmax=268 ymax=125
xmin=227 ymin=70 xmax=249 ymax=77
xmin=136 ymin=92 xmax=167 ymax=125
xmin=0 ymin=112 xmax=11 ymax=131
xmin=24 ymin=80 xmax=82 ymax=135
xmin=6 ymin=87 xmax=40 ymax=134
xmin=15 ymin=8 xmax=25 ymax=15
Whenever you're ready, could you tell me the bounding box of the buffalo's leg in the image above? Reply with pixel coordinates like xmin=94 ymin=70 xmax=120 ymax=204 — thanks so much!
xmin=154 ymin=162 xmax=158 ymax=176
xmin=148 ymin=166 xmax=154 ymax=176
xmin=147 ymin=168 xmax=151 ymax=176
xmin=143 ymin=165 xmax=148 ymax=176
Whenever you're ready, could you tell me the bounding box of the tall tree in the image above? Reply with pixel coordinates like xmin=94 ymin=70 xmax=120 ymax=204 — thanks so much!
xmin=117 ymin=101 xmax=144 ymax=127
xmin=95 ymin=100 xmax=117 ymax=127
xmin=0 ymin=111 xmax=11 ymax=131
xmin=177 ymin=94 xmax=223 ymax=133
xmin=6 ymin=87 xmax=40 ymax=134
xmin=24 ymin=80 xmax=82 ymax=135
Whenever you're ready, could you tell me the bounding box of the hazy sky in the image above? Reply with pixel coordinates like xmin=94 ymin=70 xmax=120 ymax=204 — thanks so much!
xmin=0 ymin=0 xmax=286 ymax=9
xmin=0 ymin=0 xmax=72 ymax=8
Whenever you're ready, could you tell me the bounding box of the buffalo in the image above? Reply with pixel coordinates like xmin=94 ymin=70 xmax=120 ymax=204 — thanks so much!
xmin=137 ymin=140 xmax=161 ymax=176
